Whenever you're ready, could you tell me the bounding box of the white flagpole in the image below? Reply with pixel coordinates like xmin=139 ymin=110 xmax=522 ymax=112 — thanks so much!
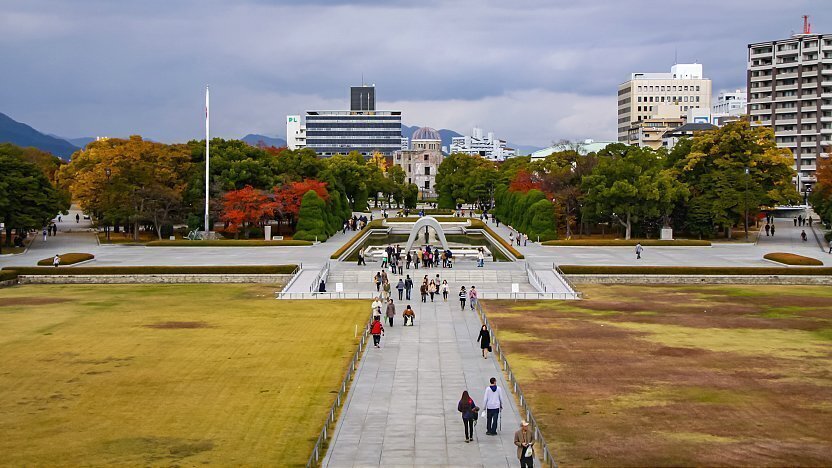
xmin=204 ymin=85 xmax=210 ymax=234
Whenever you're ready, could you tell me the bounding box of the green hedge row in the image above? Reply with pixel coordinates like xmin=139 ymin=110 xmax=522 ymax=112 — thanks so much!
xmin=763 ymin=252 xmax=824 ymax=266
xmin=542 ymin=239 xmax=711 ymax=246
xmin=385 ymin=217 xmax=463 ymax=223
xmin=0 ymin=270 xmax=19 ymax=281
xmin=3 ymin=265 xmax=299 ymax=276
xmin=330 ymin=219 xmax=384 ymax=259
xmin=37 ymin=253 xmax=95 ymax=266
xmin=559 ymin=265 xmax=832 ymax=275
xmin=494 ymin=188 xmax=557 ymax=241
xmin=146 ymin=240 xmax=312 ymax=247
xmin=468 ymin=219 xmax=525 ymax=259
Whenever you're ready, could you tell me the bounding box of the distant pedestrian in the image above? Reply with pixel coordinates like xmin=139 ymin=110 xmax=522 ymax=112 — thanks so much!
xmin=801 ymin=230 xmax=808 ymax=242
xmin=514 ymin=420 xmax=536 ymax=468
xmin=828 ymin=239 xmax=832 ymax=254
xmin=457 ymin=391 xmax=479 ymax=443
xmin=374 ymin=272 xmax=381 ymax=292
xmin=371 ymin=297 xmax=383 ymax=321
xmin=469 ymin=286 xmax=478 ymax=310
xmin=51 ymin=224 xmax=57 ymax=236
xmin=477 ymin=325 xmax=491 ymax=359
xmin=42 ymin=227 xmax=47 ymax=241
xmin=403 ymin=305 xmax=415 ymax=326
xmin=523 ymin=234 xmax=527 ymax=246
xmin=771 ymin=224 xmax=776 ymax=236
xmin=75 ymin=213 xmax=80 ymax=223
xmin=52 ymin=254 xmax=61 ymax=267
xmin=369 ymin=317 xmax=385 ymax=348
xmin=441 ymin=280 xmax=449 ymax=301
xmin=794 ymin=216 xmax=798 ymax=227
xmin=635 ymin=242 xmax=643 ymax=260
xmin=477 ymin=249 xmax=484 ymax=268
xmin=358 ymin=248 xmax=366 ymax=266
xmin=420 ymin=282 xmax=428 ymax=303
xmin=765 ymin=224 xmax=770 ymax=236
xmin=382 ymin=280 xmax=391 ymax=301
xmin=386 ymin=299 xmax=396 ymax=327
xmin=57 ymin=215 xmax=62 ymax=222
xmin=404 ymin=275 xmax=413 ymax=300
xmin=482 ymin=377 xmax=504 ymax=435
xmin=396 ymin=279 xmax=405 ymax=300
xmin=809 ymin=216 xmax=814 ymax=226
xmin=429 ymin=280 xmax=436 ymax=302
xmin=459 ymin=286 xmax=467 ymax=310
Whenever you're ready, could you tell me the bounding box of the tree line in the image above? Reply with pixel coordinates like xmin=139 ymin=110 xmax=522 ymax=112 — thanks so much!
xmin=435 ymin=120 xmax=799 ymax=240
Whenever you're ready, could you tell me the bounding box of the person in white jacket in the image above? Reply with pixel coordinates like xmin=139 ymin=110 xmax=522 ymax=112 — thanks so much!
xmin=482 ymin=377 xmax=504 ymax=435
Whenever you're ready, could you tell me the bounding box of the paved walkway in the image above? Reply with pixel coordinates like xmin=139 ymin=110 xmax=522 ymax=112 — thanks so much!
xmin=324 ymin=296 xmax=526 ymax=467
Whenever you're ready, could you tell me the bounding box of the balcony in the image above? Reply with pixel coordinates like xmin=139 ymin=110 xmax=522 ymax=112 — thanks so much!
xmin=749 ymin=74 xmax=772 ymax=82
xmin=802 ymin=118 xmax=818 ymax=125
xmin=803 ymin=70 xmax=818 ymax=78
xmin=750 ymin=85 xmax=772 ymax=93
xmin=800 ymin=140 xmax=818 ymax=147
xmin=774 ymin=106 xmax=798 ymax=113
xmin=776 ymin=71 xmax=798 ymax=79
xmin=799 ymin=165 xmax=817 ymax=172
xmin=775 ymin=129 xmax=797 ymax=136
xmin=775 ymin=118 xmax=797 ymax=125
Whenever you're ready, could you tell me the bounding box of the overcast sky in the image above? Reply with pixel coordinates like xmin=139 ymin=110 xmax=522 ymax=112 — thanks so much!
xmin=1 ymin=0 xmax=829 ymax=146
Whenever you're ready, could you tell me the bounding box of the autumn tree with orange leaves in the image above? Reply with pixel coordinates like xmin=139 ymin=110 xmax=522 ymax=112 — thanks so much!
xmin=809 ymin=150 xmax=832 ymax=229
xmin=219 ymin=185 xmax=277 ymax=238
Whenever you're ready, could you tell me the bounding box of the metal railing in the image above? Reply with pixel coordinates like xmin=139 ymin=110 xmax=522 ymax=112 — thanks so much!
xmin=478 ymin=291 xmax=579 ymax=300
xmin=309 ymin=261 xmax=331 ymax=293
xmin=476 ymin=301 xmax=558 ymax=468
xmin=306 ymin=315 xmax=371 ymax=468
xmin=524 ymin=262 xmax=547 ymax=293
xmin=278 ymin=291 xmax=377 ymax=300
xmin=553 ymin=263 xmax=582 ymax=298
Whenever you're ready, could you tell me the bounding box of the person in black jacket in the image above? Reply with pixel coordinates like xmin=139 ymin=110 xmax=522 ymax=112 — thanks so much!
xmin=457 ymin=390 xmax=479 ymax=442
xmin=477 ymin=325 xmax=491 ymax=359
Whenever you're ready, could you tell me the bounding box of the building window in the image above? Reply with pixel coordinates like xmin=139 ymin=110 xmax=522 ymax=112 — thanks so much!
xmin=696 ymin=85 xmax=700 ymax=91
xmin=424 ymin=181 xmax=430 ymax=189
xmin=408 ymin=164 xmax=411 ymax=172
xmin=424 ymin=167 xmax=430 ymax=175
xmin=696 ymin=96 xmax=700 ymax=102
xmin=424 ymin=154 xmax=429 ymax=161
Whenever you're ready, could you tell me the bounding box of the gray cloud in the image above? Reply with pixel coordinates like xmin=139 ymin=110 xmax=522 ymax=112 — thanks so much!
xmin=0 ymin=0 xmax=829 ymax=146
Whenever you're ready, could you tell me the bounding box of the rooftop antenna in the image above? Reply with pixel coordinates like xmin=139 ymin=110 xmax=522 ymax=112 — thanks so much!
xmin=803 ymin=15 xmax=811 ymax=34
xmin=674 ymin=47 xmax=677 ymax=65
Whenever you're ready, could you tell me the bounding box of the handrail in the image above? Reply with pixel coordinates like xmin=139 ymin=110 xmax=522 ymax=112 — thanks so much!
xmin=524 ymin=262 xmax=547 ymax=293
xmin=306 ymin=314 xmax=371 ymax=468
xmin=476 ymin=301 xmax=559 ymax=468
xmin=553 ymin=262 xmax=581 ymax=297
xmin=309 ymin=261 xmax=330 ymax=293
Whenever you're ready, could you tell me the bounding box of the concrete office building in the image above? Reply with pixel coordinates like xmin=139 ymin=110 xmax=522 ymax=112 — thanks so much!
xmin=626 ymin=105 xmax=685 ymax=149
xmin=450 ymin=127 xmax=515 ymax=161
xmin=617 ymin=63 xmax=712 ymax=142
xmin=291 ymin=85 xmax=403 ymax=157
xmin=712 ymin=89 xmax=748 ymax=116
xmin=748 ymin=26 xmax=832 ymax=191
xmin=286 ymin=115 xmax=306 ymax=150
xmin=394 ymin=126 xmax=444 ymax=198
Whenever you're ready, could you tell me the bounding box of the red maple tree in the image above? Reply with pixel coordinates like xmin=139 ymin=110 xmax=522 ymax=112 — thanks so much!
xmin=273 ymin=179 xmax=329 ymax=219
xmin=508 ymin=169 xmax=543 ymax=193
xmin=219 ymin=185 xmax=277 ymax=238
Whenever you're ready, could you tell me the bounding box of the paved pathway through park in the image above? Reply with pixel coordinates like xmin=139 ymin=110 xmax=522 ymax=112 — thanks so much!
xmin=323 ymin=294 xmax=526 ymax=467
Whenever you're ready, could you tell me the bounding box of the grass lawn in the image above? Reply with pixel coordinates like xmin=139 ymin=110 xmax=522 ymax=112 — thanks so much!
xmin=0 ymin=284 xmax=368 ymax=466
xmin=484 ymin=285 xmax=832 ymax=466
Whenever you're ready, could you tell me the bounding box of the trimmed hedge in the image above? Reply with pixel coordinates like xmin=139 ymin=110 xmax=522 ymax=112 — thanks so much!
xmin=421 ymin=209 xmax=454 ymax=215
xmin=3 ymin=265 xmax=299 ymax=276
xmin=558 ymin=265 xmax=832 ymax=275
xmin=146 ymin=240 xmax=311 ymax=247
xmin=386 ymin=217 xmax=463 ymax=223
xmin=0 ymin=270 xmax=19 ymax=281
xmin=469 ymin=219 xmax=525 ymax=259
xmin=37 ymin=253 xmax=94 ymax=266
xmin=763 ymin=252 xmax=824 ymax=266
xmin=543 ymin=239 xmax=711 ymax=247
xmin=330 ymin=219 xmax=384 ymax=259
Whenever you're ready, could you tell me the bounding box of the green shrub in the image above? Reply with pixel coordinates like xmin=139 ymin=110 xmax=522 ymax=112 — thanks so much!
xmin=146 ymin=240 xmax=311 ymax=247
xmin=385 ymin=217 xmax=462 ymax=223
xmin=763 ymin=252 xmax=824 ymax=266
xmin=37 ymin=253 xmax=94 ymax=266
xmin=4 ymin=265 xmax=299 ymax=276
xmin=542 ymin=239 xmax=711 ymax=246
xmin=558 ymin=265 xmax=832 ymax=275
xmin=294 ymin=190 xmax=329 ymax=241
xmin=438 ymin=191 xmax=455 ymax=209
xmin=0 ymin=270 xmax=18 ymax=281
xmin=353 ymin=188 xmax=369 ymax=212
xmin=527 ymin=199 xmax=557 ymax=241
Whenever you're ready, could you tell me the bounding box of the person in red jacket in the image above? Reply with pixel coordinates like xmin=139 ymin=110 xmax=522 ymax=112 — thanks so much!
xmin=370 ymin=317 xmax=385 ymax=348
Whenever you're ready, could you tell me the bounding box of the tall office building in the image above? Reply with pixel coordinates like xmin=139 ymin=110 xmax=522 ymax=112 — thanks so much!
xmin=747 ymin=24 xmax=832 ymax=191
xmin=617 ymin=63 xmax=712 ymax=142
xmin=286 ymin=115 xmax=306 ymax=150
xmin=295 ymin=85 xmax=403 ymax=157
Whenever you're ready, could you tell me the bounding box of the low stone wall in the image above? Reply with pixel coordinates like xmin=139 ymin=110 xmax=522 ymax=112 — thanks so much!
xmin=567 ymin=274 xmax=832 ymax=285
xmin=18 ymin=274 xmax=293 ymax=286
xmin=0 ymin=278 xmax=18 ymax=288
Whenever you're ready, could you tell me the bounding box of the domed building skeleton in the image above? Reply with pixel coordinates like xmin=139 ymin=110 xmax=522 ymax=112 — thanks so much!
xmin=395 ymin=126 xmax=445 ymax=199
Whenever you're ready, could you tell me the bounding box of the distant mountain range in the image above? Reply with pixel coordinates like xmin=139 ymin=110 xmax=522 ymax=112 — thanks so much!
xmin=401 ymin=124 xmax=542 ymax=155
xmin=241 ymin=134 xmax=287 ymax=148
xmin=0 ymin=112 xmax=80 ymax=159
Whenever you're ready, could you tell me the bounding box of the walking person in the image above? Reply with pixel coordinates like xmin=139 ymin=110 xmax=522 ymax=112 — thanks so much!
xmin=482 ymin=377 xmax=504 ymax=435
xmin=765 ymin=224 xmax=770 ymax=236
xmin=828 ymin=239 xmax=832 ymax=254
xmin=52 ymin=254 xmax=61 ymax=267
xmin=42 ymin=227 xmax=47 ymax=241
xmin=374 ymin=272 xmax=381 ymax=292
xmin=420 ymin=282 xmax=428 ymax=303
xmin=459 ymin=286 xmax=467 ymax=310
xmin=477 ymin=249 xmax=484 ymax=268
xmin=381 ymin=249 xmax=388 ymax=269
xmin=477 ymin=325 xmax=491 ymax=359
xmin=404 ymin=275 xmax=413 ymax=300
xmin=396 ymin=278 xmax=405 ymax=300
xmin=514 ymin=421 xmax=536 ymax=468
xmin=457 ymin=391 xmax=479 ymax=443
xmin=386 ymin=299 xmax=396 ymax=327
xmin=369 ymin=317 xmax=385 ymax=348
xmin=469 ymin=285 xmax=478 ymax=310
xmin=406 ymin=251 xmax=412 ymax=269
xmin=635 ymin=242 xmax=643 ymax=260
xmin=403 ymin=305 xmax=415 ymax=326
xmin=441 ymin=280 xmax=449 ymax=301
xmin=801 ymin=230 xmax=808 ymax=242
xmin=429 ymin=280 xmax=436 ymax=302
xmin=75 ymin=213 xmax=80 ymax=223
xmin=371 ymin=297 xmax=383 ymax=322
xmin=382 ymin=280 xmax=391 ymax=302
xmin=358 ymin=248 xmax=366 ymax=266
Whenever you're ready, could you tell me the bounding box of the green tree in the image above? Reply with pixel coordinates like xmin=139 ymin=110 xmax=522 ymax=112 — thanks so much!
xmin=0 ymin=144 xmax=65 ymax=251
xmin=435 ymin=154 xmax=498 ymax=208
xmin=402 ymin=183 xmax=419 ymax=209
xmin=582 ymin=144 xmax=687 ymax=240
xmin=320 ymin=152 xmax=369 ymax=210
xmin=294 ymin=190 xmax=329 ymax=241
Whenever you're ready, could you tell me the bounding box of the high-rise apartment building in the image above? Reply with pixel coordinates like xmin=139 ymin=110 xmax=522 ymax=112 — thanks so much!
xmin=747 ymin=28 xmax=832 ymax=191
xmin=712 ymin=89 xmax=748 ymax=116
xmin=450 ymin=127 xmax=515 ymax=161
xmin=617 ymin=63 xmax=712 ymax=143
xmin=290 ymin=85 xmax=403 ymax=157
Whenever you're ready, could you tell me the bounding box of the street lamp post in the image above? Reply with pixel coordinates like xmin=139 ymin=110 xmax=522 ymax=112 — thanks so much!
xmin=105 ymin=168 xmax=111 ymax=241
xmin=744 ymin=167 xmax=749 ymax=241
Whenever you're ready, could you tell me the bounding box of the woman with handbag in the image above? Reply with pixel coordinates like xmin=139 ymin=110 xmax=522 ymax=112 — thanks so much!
xmin=477 ymin=325 xmax=491 ymax=359
xmin=457 ymin=390 xmax=479 ymax=443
